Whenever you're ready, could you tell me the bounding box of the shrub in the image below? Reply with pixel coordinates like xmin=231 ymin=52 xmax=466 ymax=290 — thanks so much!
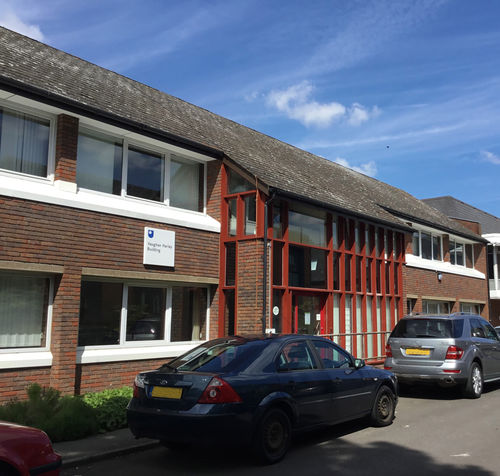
xmin=83 ymin=386 xmax=133 ymax=433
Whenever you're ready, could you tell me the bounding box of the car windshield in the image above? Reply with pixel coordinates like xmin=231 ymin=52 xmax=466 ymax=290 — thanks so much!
xmin=161 ymin=338 xmax=267 ymax=373
xmin=391 ymin=319 xmax=463 ymax=339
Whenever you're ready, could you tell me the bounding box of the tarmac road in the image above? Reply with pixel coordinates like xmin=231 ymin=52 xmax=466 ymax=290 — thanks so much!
xmin=63 ymin=381 xmax=500 ymax=476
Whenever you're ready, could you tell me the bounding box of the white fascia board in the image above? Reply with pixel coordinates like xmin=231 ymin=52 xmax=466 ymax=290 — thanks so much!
xmin=483 ymin=234 xmax=500 ymax=246
xmin=76 ymin=342 xmax=203 ymax=364
xmin=406 ymin=254 xmax=486 ymax=279
xmin=0 ymin=351 xmax=52 ymax=369
xmin=0 ymin=174 xmax=220 ymax=233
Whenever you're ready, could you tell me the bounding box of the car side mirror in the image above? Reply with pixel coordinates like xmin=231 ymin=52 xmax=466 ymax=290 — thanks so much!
xmin=354 ymin=359 xmax=365 ymax=369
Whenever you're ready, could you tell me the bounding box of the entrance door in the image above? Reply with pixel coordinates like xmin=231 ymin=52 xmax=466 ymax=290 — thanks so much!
xmin=293 ymin=293 xmax=326 ymax=335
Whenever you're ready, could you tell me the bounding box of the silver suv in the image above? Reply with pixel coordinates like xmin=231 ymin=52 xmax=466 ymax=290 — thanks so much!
xmin=384 ymin=313 xmax=500 ymax=398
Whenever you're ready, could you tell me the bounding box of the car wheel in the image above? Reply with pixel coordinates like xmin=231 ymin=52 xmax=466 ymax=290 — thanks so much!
xmin=370 ymin=385 xmax=396 ymax=427
xmin=253 ymin=408 xmax=291 ymax=464
xmin=462 ymin=362 xmax=483 ymax=399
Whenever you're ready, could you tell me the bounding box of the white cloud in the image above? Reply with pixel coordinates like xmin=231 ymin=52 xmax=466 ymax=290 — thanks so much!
xmin=266 ymin=81 xmax=378 ymax=128
xmin=481 ymin=150 xmax=500 ymax=165
xmin=335 ymin=157 xmax=377 ymax=177
xmin=0 ymin=7 xmax=44 ymax=41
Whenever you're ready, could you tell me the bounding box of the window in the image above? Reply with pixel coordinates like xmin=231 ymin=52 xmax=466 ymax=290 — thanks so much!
xmin=225 ymin=243 xmax=236 ymax=286
xmin=227 ymin=169 xmax=254 ymax=194
xmin=288 ymin=206 xmax=326 ymax=247
xmin=460 ymin=302 xmax=480 ymax=314
xmin=0 ymin=106 xmax=51 ymax=177
xmin=170 ymin=157 xmax=204 ymax=211
xmin=0 ymin=273 xmax=51 ymax=348
xmin=289 ymin=245 xmax=327 ymax=289
xmin=412 ymin=230 xmax=442 ymax=261
xmin=244 ymin=195 xmax=256 ymax=235
xmin=76 ymin=131 xmax=122 ymax=194
xmin=277 ymin=341 xmax=317 ymax=371
xmin=78 ymin=280 xmax=208 ymax=346
xmin=77 ymin=129 xmax=205 ymax=212
xmin=310 ymin=339 xmax=351 ymax=369
xmin=422 ymin=299 xmax=451 ymax=314
xmin=450 ymin=240 xmax=474 ymax=268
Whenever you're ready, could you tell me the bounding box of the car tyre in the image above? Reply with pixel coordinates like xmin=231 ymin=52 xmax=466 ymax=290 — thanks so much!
xmin=462 ymin=362 xmax=483 ymax=399
xmin=253 ymin=408 xmax=291 ymax=464
xmin=370 ymin=385 xmax=396 ymax=427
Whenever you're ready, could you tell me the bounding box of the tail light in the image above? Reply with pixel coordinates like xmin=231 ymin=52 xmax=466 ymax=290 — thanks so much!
xmin=385 ymin=343 xmax=393 ymax=358
xmin=198 ymin=377 xmax=242 ymax=404
xmin=445 ymin=345 xmax=464 ymax=360
xmin=133 ymin=374 xmax=146 ymax=398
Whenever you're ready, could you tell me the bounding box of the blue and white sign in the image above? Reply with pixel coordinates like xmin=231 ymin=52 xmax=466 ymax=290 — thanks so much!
xmin=143 ymin=227 xmax=175 ymax=267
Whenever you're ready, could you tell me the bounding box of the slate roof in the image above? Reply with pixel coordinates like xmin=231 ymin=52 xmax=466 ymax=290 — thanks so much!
xmin=423 ymin=196 xmax=500 ymax=235
xmin=0 ymin=27 xmax=483 ymax=242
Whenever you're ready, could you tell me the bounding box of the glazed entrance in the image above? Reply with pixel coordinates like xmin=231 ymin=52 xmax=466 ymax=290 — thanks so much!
xmin=292 ymin=293 xmax=326 ymax=335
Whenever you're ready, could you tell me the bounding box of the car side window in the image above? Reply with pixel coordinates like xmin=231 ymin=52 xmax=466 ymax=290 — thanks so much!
xmin=470 ymin=318 xmax=486 ymax=338
xmin=310 ymin=340 xmax=352 ymax=369
xmin=277 ymin=341 xmax=317 ymax=371
xmin=482 ymin=322 xmax=500 ymax=341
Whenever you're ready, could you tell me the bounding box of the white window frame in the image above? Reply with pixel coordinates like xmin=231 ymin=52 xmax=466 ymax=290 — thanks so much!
xmin=412 ymin=229 xmax=443 ymax=262
xmin=0 ymin=98 xmax=57 ymax=182
xmin=78 ymin=126 xmax=207 ymax=214
xmin=449 ymin=239 xmax=474 ymax=269
xmin=0 ymin=272 xmax=55 ymax=369
xmin=77 ymin=279 xmax=210 ymax=363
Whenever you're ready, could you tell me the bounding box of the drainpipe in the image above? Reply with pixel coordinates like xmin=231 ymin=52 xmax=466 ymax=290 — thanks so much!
xmin=262 ymin=191 xmax=276 ymax=334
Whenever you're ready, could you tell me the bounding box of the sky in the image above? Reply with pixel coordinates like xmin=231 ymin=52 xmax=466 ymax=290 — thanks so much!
xmin=1 ymin=0 xmax=500 ymax=218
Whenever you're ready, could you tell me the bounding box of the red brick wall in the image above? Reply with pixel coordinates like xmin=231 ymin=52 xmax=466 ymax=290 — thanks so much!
xmin=206 ymin=161 xmax=222 ymax=222
xmin=0 ymin=368 xmax=51 ymax=402
xmin=236 ymin=239 xmax=264 ymax=334
xmin=54 ymin=114 xmax=79 ymax=183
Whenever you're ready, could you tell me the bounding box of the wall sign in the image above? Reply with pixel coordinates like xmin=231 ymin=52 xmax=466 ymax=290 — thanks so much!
xmin=143 ymin=227 xmax=175 ymax=267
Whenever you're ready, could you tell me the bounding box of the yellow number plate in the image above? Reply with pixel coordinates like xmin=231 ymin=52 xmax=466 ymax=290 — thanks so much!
xmin=151 ymin=386 xmax=182 ymax=399
xmin=406 ymin=348 xmax=430 ymax=356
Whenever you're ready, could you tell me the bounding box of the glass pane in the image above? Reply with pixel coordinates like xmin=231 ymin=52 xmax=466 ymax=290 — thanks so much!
xmin=224 ymin=290 xmax=235 ymax=335
xmin=171 ymin=287 xmax=207 ymax=342
xmin=170 ymin=157 xmax=203 ymax=212
xmin=295 ymin=295 xmax=323 ymax=335
xmin=127 ymin=147 xmax=163 ymax=201
xmin=394 ymin=263 xmax=399 ymax=294
xmin=345 ymin=254 xmax=351 ymax=291
xmin=0 ymin=274 xmax=49 ymax=348
xmin=345 ymin=295 xmax=352 ymax=352
xmin=366 ymin=228 xmax=373 ymax=255
xmin=289 ymin=246 xmax=327 ymax=289
xmin=456 ymin=242 xmax=464 ymax=266
xmin=126 ymin=286 xmax=166 ymax=341
xmin=355 ymin=223 xmax=361 ymax=253
xmin=344 ymin=219 xmax=353 ymax=250
xmin=412 ymin=232 xmax=420 ymax=256
xmin=356 ymin=295 xmax=363 ymax=357
xmin=386 ymin=298 xmax=391 ymax=334
xmin=273 ymin=242 xmax=283 ymax=286
xmin=366 ymin=258 xmax=372 ymax=293
xmin=77 ymin=131 xmax=122 ymax=194
xmin=356 ymin=256 xmax=362 ymax=292
xmin=272 ymin=203 xmax=283 ymax=239
xmin=272 ymin=290 xmax=282 ymax=333
xmin=228 ymin=169 xmax=254 ymax=194
xmin=333 ymin=294 xmax=340 ymax=344
xmin=376 ymin=260 xmax=381 ymax=293
xmin=225 ymin=243 xmax=236 ymax=286
xmin=366 ymin=296 xmax=373 ymax=357
xmin=0 ymin=108 xmax=49 ymax=177
xmin=244 ymin=195 xmax=256 ymax=235
xmin=449 ymin=240 xmax=456 ymax=265
xmin=421 ymin=232 xmax=432 ymax=259
xmin=432 ymin=235 xmax=441 ymax=260
xmin=288 ymin=209 xmax=326 ymax=247
xmin=376 ymin=297 xmax=382 ymax=356
xmin=228 ymin=198 xmax=237 ymax=236
xmin=332 ymin=217 xmax=339 ymax=250
xmin=332 ymin=252 xmax=340 ymax=290
xmin=385 ymin=261 xmax=390 ymax=294
xmin=78 ymin=281 xmax=121 ymax=346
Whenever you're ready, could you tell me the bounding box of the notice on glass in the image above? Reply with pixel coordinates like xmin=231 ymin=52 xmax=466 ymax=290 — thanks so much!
xmin=304 ymin=312 xmax=311 ymax=325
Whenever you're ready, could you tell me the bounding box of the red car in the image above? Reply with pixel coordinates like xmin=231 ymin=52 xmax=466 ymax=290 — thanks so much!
xmin=0 ymin=422 xmax=61 ymax=475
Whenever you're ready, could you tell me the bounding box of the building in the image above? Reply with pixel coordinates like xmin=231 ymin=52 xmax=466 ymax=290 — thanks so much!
xmin=423 ymin=196 xmax=500 ymax=326
xmin=0 ymin=28 xmax=489 ymax=401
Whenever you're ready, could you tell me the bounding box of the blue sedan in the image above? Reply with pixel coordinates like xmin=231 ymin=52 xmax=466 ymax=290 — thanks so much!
xmin=127 ymin=334 xmax=397 ymax=463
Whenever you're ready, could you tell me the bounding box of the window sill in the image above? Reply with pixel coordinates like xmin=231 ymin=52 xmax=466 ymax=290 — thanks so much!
xmin=76 ymin=342 xmax=203 ymax=364
xmin=0 ymin=350 xmax=52 ymax=369
xmin=0 ymin=173 xmax=220 ymax=233
xmin=406 ymin=254 xmax=485 ymax=279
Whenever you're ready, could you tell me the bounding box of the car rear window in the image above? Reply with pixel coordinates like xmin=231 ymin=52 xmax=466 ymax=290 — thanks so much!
xmin=164 ymin=339 xmax=267 ymax=373
xmin=391 ymin=319 xmax=464 ymax=339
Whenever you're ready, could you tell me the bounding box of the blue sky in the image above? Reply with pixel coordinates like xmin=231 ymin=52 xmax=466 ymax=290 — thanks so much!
xmin=2 ymin=0 xmax=500 ymax=218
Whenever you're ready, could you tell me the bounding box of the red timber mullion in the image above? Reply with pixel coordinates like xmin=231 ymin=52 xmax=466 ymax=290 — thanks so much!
xmin=326 ymin=214 xmax=334 ymax=336
xmin=397 ymin=232 xmax=405 ymax=321
xmin=380 ymin=232 xmax=387 ymax=350
xmin=369 ymin=225 xmax=377 ymax=361
xmin=282 ymin=201 xmax=291 ymax=333
xmin=354 ymin=221 xmax=366 ymax=359
xmin=338 ymin=216 xmax=346 ymax=349
xmin=256 ymin=190 xmax=266 ymax=238
xmin=218 ymin=165 xmax=229 ymax=337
